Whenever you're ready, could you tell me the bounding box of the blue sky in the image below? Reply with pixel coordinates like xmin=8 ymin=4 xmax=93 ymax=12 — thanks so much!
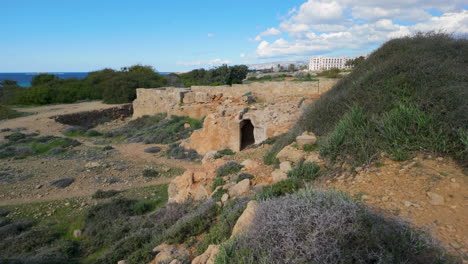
xmin=1 ymin=0 xmax=467 ymax=72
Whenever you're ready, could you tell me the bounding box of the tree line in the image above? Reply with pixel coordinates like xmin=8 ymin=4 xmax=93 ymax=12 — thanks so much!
xmin=0 ymin=64 xmax=248 ymax=105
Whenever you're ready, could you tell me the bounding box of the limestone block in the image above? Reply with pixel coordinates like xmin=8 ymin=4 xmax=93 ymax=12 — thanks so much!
xmin=228 ymin=179 xmax=250 ymax=197
xmin=276 ymin=145 xmax=306 ymax=163
xmin=272 ymin=169 xmax=288 ymax=183
xmin=279 ymin=161 xmax=292 ymax=173
xmin=192 ymin=245 xmax=220 ymax=264
xmin=231 ymin=200 xmax=259 ymax=237
xmin=296 ymin=131 xmax=317 ymax=149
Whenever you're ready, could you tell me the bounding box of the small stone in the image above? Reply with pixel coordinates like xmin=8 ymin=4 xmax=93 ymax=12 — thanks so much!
xmin=451 ymin=178 xmax=456 ymax=183
xmin=381 ymin=196 xmax=389 ymax=202
xmin=35 ymin=184 xmax=42 ymax=189
xmin=271 ymin=169 xmax=287 ymax=183
xmin=426 ymin=192 xmax=444 ymax=205
xmin=221 ymin=193 xmax=229 ymax=203
xmin=436 ymin=157 xmax=444 ymax=161
xmin=73 ymin=229 xmax=82 ymax=238
xmin=117 ymin=261 xmax=127 ymax=264
xmin=184 ymin=123 xmax=191 ymax=128
xmin=85 ymin=162 xmax=100 ymax=169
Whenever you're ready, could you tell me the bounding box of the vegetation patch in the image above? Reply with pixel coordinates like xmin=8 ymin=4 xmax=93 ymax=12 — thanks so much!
xmin=104 ymin=113 xmax=202 ymax=145
xmin=236 ymin=173 xmax=254 ymax=183
xmin=0 ymin=105 xmax=28 ymax=121
xmin=212 ymin=178 xmax=225 ymax=191
xmin=166 ymin=144 xmax=202 ymax=161
xmin=268 ymin=33 xmax=468 ymax=166
xmin=214 ymin=149 xmax=236 ymax=159
xmin=92 ymin=190 xmax=121 ymax=199
xmin=287 ymin=161 xmax=321 ymax=181
xmin=216 ymin=161 xmax=244 ymax=177
xmin=0 ymin=133 xmax=81 ymax=159
xmin=255 ymin=179 xmax=300 ymax=200
xmin=217 ymin=188 xmax=455 ymax=264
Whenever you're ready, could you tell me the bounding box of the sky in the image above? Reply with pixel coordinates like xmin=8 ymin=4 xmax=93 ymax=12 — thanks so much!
xmin=1 ymin=0 xmax=467 ymax=72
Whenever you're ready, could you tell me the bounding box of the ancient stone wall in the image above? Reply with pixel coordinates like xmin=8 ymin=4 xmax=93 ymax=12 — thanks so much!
xmin=51 ymin=104 xmax=133 ymax=128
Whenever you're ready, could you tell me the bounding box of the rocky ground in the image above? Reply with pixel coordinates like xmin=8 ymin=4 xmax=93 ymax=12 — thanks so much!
xmin=0 ymin=101 xmax=466 ymax=262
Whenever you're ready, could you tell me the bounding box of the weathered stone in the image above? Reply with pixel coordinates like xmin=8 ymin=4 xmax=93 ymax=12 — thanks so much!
xmin=241 ymin=159 xmax=260 ymax=170
xmin=276 ymin=145 xmax=306 ymax=163
xmin=228 ymin=179 xmax=250 ymax=197
xmin=194 ymin=185 xmax=209 ymax=201
xmin=221 ymin=193 xmax=229 ymax=203
xmin=305 ymin=152 xmax=321 ymax=163
xmin=202 ymin=151 xmax=218 ymax=164
xmin=192 ymin=245 xmax=220 ymax=264
xmin=427 ymin=192 xmax=444 ymax=205
xmin=117 ymin=260 xmax=127 ymax=264
xmin=85 ymin=162 xmax=101 ymax=169
xmin=271 ymin=169 xmax=287 ymax=183
xmin=296 ymin=132 xmax=317 ymax=148
xmin=73 ymin=229 xmax=82 ymax=238
xmin=150 ymin=244 xmax=190 ymax=264
xmin=168 ymin=172 xmax=194 ymax=203
xmin=279 ymin=161 xmax=292 ymax=173
xmin=231 ymin=201 xmax=259 ymax=237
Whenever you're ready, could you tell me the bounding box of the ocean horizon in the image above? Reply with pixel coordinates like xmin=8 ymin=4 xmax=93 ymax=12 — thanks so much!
xmin=0 ymin=72 xmax=172 ymax=87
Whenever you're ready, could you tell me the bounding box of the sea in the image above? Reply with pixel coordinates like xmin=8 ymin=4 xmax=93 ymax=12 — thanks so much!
xmin=0 ymin=72 xmax=172 ymax=87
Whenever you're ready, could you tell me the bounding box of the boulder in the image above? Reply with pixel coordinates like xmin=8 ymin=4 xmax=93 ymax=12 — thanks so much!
xmin=202 ymin=151 xmax=218 ymax=164
xmin=194 ymin=185 xmax=209 ymax=201
xmin=276 ymin=145 xmax=306 ymax=163
xmin=305 ymin=152 xmax=321 ymax=163
xmin=279 ymin=161 xmax=292 ymax=173
xmin=228 ymin=179 xmax=250 ymax=197
xmin=296 ymin=131 xmax=317 ymax=149
xmin=150 ymin=244 xmax=190 ymax=264
xmin=168 ymin=172 xmax=194 ymax=203
xmin=192 ymin=244 xmax=220 ymax=264
xmin=271 ymin=169 xmax=287 ymax=183
xmin=231 ymin=200 xmax=259 ymax=237
xmin=241 ymin=159 xmax=260 ymax=170
xmin=221 ymin=193 xmax=229 ymax=203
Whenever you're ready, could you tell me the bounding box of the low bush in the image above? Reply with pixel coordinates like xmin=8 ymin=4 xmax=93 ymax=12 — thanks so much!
xmin=255 ymin=179 xmax=300 ymax=200
xmin=217 ymin=188 xmax=454 ymax=264
xmin=212 ymin=178 xmax=225 ymax=191
xmin=144 ymin=146 xmax=161 ymax=153
xmin=216 ymin=161 xmax=243 ymax=177
xmin=198 ymin=198 xmax=249 ymax=254
xmin=49 ymin=177 xmax=75 ymax=189
xmin=163 ymin=200 xmax=218 ymax=244
xmin=287 ymin=161 xmax=320 ymax=181
xmin=0 ymin=105 xmax=26 ymax=121
xmin=166 ymin=144 xmax=202 ymax=161
xmin=85 ymin=130 xmax=103 ymax=137
xmin=316 ymin=68 xmax=342 ymax=78
xmin=92 ymin=190 xmax=120 ymax=199
xmin=142 ymin=168 xmax=159 ymax=178
xmin=211 ymin=188 xmax=228 ymax=202
xmin=263 ymin=151 xmax=279 ymax=165
xmin=236 ymin=173 xmax=254 ymax=183
xmin=214 ymin=149 xmax=236 ymax=159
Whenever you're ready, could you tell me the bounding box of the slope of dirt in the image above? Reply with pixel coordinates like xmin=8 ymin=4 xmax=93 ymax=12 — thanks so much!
xmin=322 ymin=154 xmax=467 ymax=256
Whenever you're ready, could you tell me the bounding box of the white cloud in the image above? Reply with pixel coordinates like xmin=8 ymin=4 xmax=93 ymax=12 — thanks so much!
xmin=207 ymin=33 xmax=214 ymax=37
xmin=259 ymin=27 xmax=281 ymax=36
xmin=252 ymin=0 xmax=468 ymax=58
xmin=177 ymin=58 xmax=231 ymax=66
xmin=240 ymin=53 xmax=246 ymax=58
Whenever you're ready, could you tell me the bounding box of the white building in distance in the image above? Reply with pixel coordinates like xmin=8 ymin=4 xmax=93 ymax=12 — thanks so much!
xmin=309 ymin=56 xmax=353 ymax=71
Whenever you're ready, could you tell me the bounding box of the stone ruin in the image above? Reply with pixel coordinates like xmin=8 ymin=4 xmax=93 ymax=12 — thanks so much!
xmin=132 ymin=80 xmax=338 ymax=154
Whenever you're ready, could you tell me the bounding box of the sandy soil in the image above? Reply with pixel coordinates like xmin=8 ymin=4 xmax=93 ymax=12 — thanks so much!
xmin=322 ymin=154 xmax=468 ymax=256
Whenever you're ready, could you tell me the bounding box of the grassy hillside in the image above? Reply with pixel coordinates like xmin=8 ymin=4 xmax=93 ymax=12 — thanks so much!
xmin=267 ymin=33 xmax=468 ymax=166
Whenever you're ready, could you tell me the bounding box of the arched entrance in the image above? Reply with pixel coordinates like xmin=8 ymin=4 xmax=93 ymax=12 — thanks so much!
xmin=240 ymin=119 xmax=255 ymax=150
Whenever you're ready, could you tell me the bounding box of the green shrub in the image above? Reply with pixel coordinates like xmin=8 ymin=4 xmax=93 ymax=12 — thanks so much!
xmin=212 ymin=188 xmax=227 ymax=202
xmin=255 ymin=179 xmax=300 ymax=200
xmin=85 ymin=130 xmax=103 ymax=137
xmin=217 ymin=188 xmax=455 ymax=264
xmin=214 ymin=149 xmax=236 ymax=159
xmin=287 ymin=161 xmax=320 ymax=181
xmin=263 ymin=151 xmax=279 ymax=165
xmin=163 ymin=200 xmax=219 ymax=244
xmin=92 ymin=190 xmax=120 ymax=199
xmin=166 ymin=144 xmax=202 ymax=161
xmin=302 ymin=144 xmax=319 ymax=152
xmin=0 ymin=106 xmax=26 ymax=121
xmin=131 ymin=200 xmax=157 ymax=215
xmin=236 ymin=173 xmax=254 ymax=183
xmin=212 ymin=178 xmax=225 ymax=191
xmin=216 ymin=161 xmax=243 ymax=177
xmin=198 ymin=199 xmax=249 ymax=254
xmin=142 ymin=168 xmax=159 ymax=178
xmin=5 ymin=132 xmax=27 ymax=142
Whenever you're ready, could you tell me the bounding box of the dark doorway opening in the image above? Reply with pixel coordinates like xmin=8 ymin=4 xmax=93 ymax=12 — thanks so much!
xmin=240 ymin=119 xmax=255 ymax=150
